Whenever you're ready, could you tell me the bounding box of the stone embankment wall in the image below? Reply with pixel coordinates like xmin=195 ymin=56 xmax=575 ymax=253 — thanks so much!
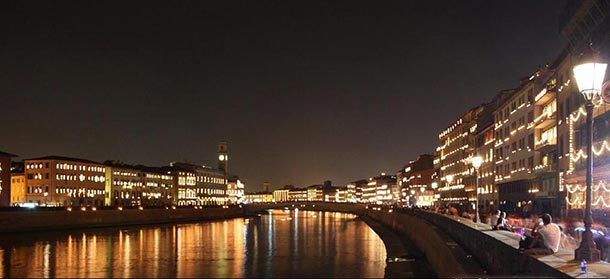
xmin=0 ymin=206 xmax=245 ymax=233
xmin=367 ymin=209 xmax=469 ymax=278
xmin=413 ymin=210 xmax=570 ymax=277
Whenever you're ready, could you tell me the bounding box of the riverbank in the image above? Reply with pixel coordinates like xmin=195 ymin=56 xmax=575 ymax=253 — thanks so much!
xmin=0 ymin=206 xmax=249 ymax=233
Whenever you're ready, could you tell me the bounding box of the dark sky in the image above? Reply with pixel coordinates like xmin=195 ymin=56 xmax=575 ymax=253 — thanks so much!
xmin=0 ymin=1 xmax=566 ymax=191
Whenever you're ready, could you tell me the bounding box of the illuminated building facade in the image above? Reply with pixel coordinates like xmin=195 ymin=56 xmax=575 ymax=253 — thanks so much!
xmin=472 ymin=91 xmax=514 ymax=212
xmin=227 ymin=177 xmax=245 ymax=204
xmin=560 ymin=0 xmax=610 ymax=214
xmin=10 ymin=162 xmax=25 ymax=206
xmin=24 ymin=156 xmax=106 ymax=207
xmin=244 ymin=192 xmax=273 ymax=203
xmin=335 ymin=187 xmax=348 ymax=202
xmin=360 ymin=174 xmax=397 ymax=205
xmin=347 ymin=179 xmax=366 ymax=203
xmin=273 ymin=189 xmax=289 ymax=202
xmin=493 ymin=75 xmax=540 ymax=213
xmin=435 ymin=106 xmax=484 ymax=207
xmin=530 ymin=58 xmax=565 ymax=217
xmin=397 ymin=154 xmax=435 ymax=207
xmin=287 ymin=188 xmax=308 ymax=201
xmin=170 ymin=162 xmax=228 ymax=206
xmin=103 ymin=161 xmax=174 ymax=207
xmin=307 ymin=185 xmax=324 ymax=201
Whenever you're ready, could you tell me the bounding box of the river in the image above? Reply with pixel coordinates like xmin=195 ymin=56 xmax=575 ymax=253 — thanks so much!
xmin=0 ymin=209 xmax=388 ymax=278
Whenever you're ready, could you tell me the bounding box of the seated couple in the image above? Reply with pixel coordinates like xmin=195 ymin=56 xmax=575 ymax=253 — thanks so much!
xmin=491 ymin=210 xmax=511 ymax=231
xmin=519 ymin=213 xmax=561 ymax=256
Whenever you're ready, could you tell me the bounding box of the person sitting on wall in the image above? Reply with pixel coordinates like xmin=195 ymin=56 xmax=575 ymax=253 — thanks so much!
xmin=519 ymin=212 xmax=544 ymax=250
xmin=494 ymin=211 xmax=511 ymax=231
xmin=522 ymin=214 xmax=561 ymax=255
xmin=517 ymin=214 xmax=561 ymax=274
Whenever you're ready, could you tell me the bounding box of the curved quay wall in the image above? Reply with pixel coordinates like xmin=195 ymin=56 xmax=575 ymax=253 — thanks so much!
xmin=366 ymin=209 xmax=468 ymax=278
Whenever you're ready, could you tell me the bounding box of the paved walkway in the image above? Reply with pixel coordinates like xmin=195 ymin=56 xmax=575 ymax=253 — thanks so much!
xmin=443 ymin=214 xmax=610 ymax=278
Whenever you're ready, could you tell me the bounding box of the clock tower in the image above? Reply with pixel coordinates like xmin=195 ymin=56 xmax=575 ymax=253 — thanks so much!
xmin=218 ymin=141 xmax=228 ymax=173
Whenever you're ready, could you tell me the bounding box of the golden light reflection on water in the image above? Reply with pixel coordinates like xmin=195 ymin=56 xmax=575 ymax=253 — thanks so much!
xmin=0 ymin=210 xmax=386 ymax=278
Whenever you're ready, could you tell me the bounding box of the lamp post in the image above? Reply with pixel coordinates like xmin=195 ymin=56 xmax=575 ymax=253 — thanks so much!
xmin=572 ymin=47 xmax=606 ymax=262
xmin=471 ymin=155 xmax=483 ymax=223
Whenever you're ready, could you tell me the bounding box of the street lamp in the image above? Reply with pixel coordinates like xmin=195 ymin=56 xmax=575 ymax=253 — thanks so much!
xmin=572 ymin=47 xmax=606 ymax=262
xmin=471 ymin=155 xmax=483 ymax=223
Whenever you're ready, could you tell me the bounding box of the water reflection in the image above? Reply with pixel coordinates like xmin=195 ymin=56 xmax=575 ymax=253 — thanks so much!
xmin=0 ymin=210 xmax=386 ymax=278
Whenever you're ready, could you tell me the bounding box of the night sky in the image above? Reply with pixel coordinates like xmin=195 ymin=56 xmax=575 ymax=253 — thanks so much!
xmin=1 ymin=1 xmax=566 ymax=191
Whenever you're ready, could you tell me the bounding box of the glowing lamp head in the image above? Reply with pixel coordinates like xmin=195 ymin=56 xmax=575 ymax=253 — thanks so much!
xmin=431 ymin=182 xmax=438 ymax=189
xmin=573 ymin=49 xmax=607 ymax=101
xmin=471 ymin=155 xmax=483 ymax=169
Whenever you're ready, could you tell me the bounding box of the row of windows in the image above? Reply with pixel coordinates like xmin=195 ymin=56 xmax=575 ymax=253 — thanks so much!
xmin=11 ymin=177 xmax=24 ymax=184
xmin=56 ymin=164 xmax=104 ymax=173
xmin=495 ymin=90 xmax=534 ymax=123
xmin=26 ymin=163 xmax=49 ymax=169
xmin=178 ymin=176 xmax=226 ymax=186
xmin=496 ymin=156 xmax=535 ymax=176
xmin=495 ymin=134 xmax=535 ymax=160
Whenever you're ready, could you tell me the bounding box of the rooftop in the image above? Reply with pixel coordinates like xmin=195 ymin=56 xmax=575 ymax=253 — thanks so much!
xmin=25 ymin=155 xmax=101 ymax=165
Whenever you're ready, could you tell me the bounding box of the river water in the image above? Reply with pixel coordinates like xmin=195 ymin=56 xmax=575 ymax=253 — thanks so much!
xmin=0 ymin=209 xmax=387 ymax=278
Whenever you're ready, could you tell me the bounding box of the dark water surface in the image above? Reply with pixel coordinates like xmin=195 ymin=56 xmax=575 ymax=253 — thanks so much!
xmin=0 ymin=210 xmax=387 ymax=278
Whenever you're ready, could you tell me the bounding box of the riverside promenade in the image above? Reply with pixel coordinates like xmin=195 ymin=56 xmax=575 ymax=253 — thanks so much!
xmin=403 ymin=209 xmax=610 ymax=278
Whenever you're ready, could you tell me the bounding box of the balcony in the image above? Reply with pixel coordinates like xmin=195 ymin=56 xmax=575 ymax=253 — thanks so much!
xmin=535 ymin=139 xmax=557 ymax=153
xmin=533 ymin=110 xmax=556 ymax=130
xmin=533 ymin=164 xmax=555 ymax=175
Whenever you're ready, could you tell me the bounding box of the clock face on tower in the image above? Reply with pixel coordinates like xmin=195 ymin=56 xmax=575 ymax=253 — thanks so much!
xmin=219 ymin=154 xmax=225 ymax=161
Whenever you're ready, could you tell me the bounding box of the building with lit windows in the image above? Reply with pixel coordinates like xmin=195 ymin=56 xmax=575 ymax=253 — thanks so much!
xmin=347 ymin=179 xmax=366 ymax=203
xmin=360 ymin=174 xmax=397 ymax=205
xmin=103 ymin=161 xmax=174 ymax=207
xmin=307 ymin=185 xmax=324 ymax=201
xmin=10 ymin=162 xmax=25 ymax=206
xmin=397 ymin=154 xmax=435 ymax=207
xmin=24 ymin=156 xmax=107 ymax=207
xmin=170 ymin=162 xmax=228 ymax=206
xmin=529 ymin=57 xmax=566 ymax=217
xmin=287 ymin=188 xmax=308 ymax=201
xmin=335 ymin=187 xmax=348 ymax=203
xmin=559 ymin=0 xmax=610 ymax=218
xmin=493 ymin=68 xmax=557 ymax=214
xmin=0 ymin=151 xmax=17 ymax=207
xmin=244 ymin=192 xmax=273 ymax=203
xmin=435 ymin=106 xmax=484 ymax=208
xmin=227 ymin=176 xmax=245 ymax=204
xmin=471 ymin=91 xmax=514 ymax=213
xmin=273 ymin=189 xmax=289 ymax=202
